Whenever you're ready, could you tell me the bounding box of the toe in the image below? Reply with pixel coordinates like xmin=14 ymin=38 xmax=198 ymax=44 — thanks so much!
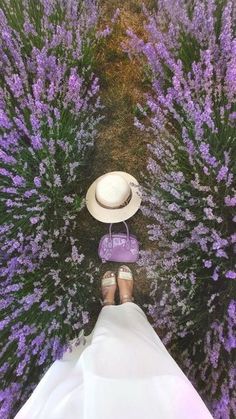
xmin=120 ymin=265 xmax=131 ymax=271
xmin=118 ymin=265 xmax=133 ymax=280
xmin=103 ymin=270 xmax=115 ymax=279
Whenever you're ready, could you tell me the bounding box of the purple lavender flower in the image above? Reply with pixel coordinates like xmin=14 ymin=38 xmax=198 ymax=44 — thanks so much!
xmin=53 ymin=174 xmax=62 ymax=187
xmin=127 ymin=1 xmax=236 ymax=416
xmin=29 ymin=217 xmax=39 ymax=225
xmin=12 ymin=175 xmax=25 ymax=187
xmin=204 ymin=260 xmax=212 ymax=268
xmin=0 ymin=110 xmax=12 ymax=129
xmin=33 ymin=177 xmax=41 ymax=188
xmin=0 ymin=1 xmax=101 ymax=416
xmin=217 ymin=166 xmax=229 ymax=182
xmin=225 ymin=196 xmax=236 ymax=207
xmin=225 ymin=271 xmax=236 ymax=279
xmin=31 ymin=134 xmax=43 ymax=150
xmin=6 ymin=74 xmax=24 ymax=98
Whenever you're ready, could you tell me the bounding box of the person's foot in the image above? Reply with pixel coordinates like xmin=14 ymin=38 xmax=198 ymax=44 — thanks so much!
xmin=101 ymin=271 xmax=117 ymax=306
xmin=117 ymin=265 xmax=134 ymax=304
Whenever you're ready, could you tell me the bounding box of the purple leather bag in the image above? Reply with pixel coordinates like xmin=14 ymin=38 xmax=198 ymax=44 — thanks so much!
xmin=98 ymin=221 xmax=139 ymax=263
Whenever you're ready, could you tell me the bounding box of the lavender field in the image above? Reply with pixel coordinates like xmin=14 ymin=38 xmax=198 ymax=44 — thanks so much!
xmin=127 ymin=1 xmax=236 ymax=417
xmin=0 ymin=1 xmax=235 ymax=418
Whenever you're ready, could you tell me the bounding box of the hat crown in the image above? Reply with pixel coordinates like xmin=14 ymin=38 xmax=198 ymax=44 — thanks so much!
xmin=95 ymin=173 xmax=130 ymax=208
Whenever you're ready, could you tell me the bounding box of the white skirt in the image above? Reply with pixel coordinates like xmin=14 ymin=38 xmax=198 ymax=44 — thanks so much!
xmin=15 ymin=302 xmax=213 ymax=419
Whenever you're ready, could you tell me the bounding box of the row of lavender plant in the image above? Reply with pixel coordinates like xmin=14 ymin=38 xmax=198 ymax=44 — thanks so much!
xmin=0 ymin=1 xmax=102 ymax=417
xmin=127 ymin=1 xmax=236 ymax=418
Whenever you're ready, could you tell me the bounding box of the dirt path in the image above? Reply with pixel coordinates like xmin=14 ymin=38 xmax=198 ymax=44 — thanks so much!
xmin=80 ymin=0 xmax=155 ymax=333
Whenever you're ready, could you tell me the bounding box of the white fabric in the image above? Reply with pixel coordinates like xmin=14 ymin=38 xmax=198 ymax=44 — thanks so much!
xmin=15 ymin=302 xmax=213 ymax=419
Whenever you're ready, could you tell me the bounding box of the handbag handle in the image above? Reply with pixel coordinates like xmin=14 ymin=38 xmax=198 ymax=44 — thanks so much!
xmin=109 ymin=221 xmax=130 ymax=241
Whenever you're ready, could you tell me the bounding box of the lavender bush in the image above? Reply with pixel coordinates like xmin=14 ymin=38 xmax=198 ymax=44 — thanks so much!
xmin=0 ymin=0 xmax=102 ymax=416
xmin=127 ymin=1 xmax=236 ymax=417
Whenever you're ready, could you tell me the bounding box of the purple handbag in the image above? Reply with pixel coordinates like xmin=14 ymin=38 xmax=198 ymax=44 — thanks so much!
xmin=98 ymin=221 xmax=139 ymax=263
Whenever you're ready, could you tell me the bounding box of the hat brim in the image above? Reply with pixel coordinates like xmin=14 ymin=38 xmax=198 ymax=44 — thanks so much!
xmin=86 ymin=171 xmax=142 ymax=223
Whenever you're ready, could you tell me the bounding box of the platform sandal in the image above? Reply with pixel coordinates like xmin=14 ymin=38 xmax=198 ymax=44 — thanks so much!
xmin=117 ymin=265 xmax=134 ymax=304
xmin=101 ymin=271 xmax=116 ymax=306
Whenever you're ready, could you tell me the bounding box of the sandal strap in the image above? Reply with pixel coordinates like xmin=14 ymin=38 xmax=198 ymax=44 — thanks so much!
xmin=118 ymin=270 xmax=133 ymax=280
xmin=102 ymin=277 xmax=116 ymax=287
xmin=120 ymin=294 xmax=134 ymax=302
xmin=102 ymin=299 xmax=115 ymax=305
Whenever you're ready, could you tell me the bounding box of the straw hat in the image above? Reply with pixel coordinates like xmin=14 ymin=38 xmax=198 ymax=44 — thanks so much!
xmin=85 ymin=171 xmax=142 ymax=223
